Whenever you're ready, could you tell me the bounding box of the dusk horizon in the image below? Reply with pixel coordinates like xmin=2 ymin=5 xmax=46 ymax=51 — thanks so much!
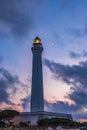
xmin=0 ymin=0 xmax=87 ymax=122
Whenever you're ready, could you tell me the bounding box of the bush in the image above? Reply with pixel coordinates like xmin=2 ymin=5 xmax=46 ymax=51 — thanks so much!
xmin=37 ymin=118 xmax=79 ymax=128
xmin=0 ymin=121 xmax=5 ymax=128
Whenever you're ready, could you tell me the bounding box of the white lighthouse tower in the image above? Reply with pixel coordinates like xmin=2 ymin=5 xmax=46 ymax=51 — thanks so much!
xmin=12 ymin=37 xmax=72 ymax=125
xmin=30 ymin=37 xmax=44 ymax=112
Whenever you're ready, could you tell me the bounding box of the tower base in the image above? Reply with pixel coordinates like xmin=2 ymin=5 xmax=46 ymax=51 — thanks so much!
xmin=11 ymin=111 xmax=73 ymax=125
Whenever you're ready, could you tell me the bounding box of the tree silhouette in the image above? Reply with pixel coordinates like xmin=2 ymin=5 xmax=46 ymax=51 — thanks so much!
xmin=0 ymin=110 xmax=19 ymax=120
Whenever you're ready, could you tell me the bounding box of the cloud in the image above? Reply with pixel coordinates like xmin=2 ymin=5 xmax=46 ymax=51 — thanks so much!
xmin=22 ymin=96 xmax=31 ymax=111
xmin=0 ymin=68 xmax=19 ymax=84
xmin=0 ymin=57 xmax=3 ymax=63
xmin=68 ymin=88 xmax=87 ymax=106
xmin=44 ymin=59 xmax=87 ymax=88
xmin=0 ymin=78 xmax=9 ymax=103
xmin=67 ymin=27 xmax=87 ymax=38
xmin=0 ymin=66 xmax=29 ymax=111
xmin=0 ymin=0 xmax=42 ymax=38
xmin=0 ymin=67 xmax=19 ymax=103
xmin=44 ymin=59 xmax=87 ymax=120
xmin=0 ymin=0 xmax=79 ymax=39
xmin=69 ymin=51 xmax=87 ymax=59
xmin=69 ymin=52 xmax=81 ymax=58
xmin=45 ymin=100 xmax=80 ymax=113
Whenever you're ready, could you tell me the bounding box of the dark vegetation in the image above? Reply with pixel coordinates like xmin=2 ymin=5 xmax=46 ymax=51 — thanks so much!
xmin=19 ymin=121 xmax=30 ymax=127
xmin=0 ymin=110 xmax=19 ymax=127
xmin=0 ymin=121 xmax=6 ymax=128
xmin=0 ymin=110 xmax=19 ymax=120
xmin=37 ymin=118 xmax=87 ymax=129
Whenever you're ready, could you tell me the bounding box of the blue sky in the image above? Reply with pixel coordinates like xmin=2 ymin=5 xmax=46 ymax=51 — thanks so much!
xmin=0 ymin=0 xmax=87 ymax=122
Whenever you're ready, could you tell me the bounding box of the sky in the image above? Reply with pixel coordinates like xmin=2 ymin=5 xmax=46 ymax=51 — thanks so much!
xmin=0 ymin=0 xmax=87 ymax=122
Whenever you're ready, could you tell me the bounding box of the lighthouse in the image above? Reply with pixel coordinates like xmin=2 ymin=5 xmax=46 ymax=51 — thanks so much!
xmin=30 ymin=37 xmax=44 ymax=112
xmin=12 ymin=37 xmax=72 ymax=125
